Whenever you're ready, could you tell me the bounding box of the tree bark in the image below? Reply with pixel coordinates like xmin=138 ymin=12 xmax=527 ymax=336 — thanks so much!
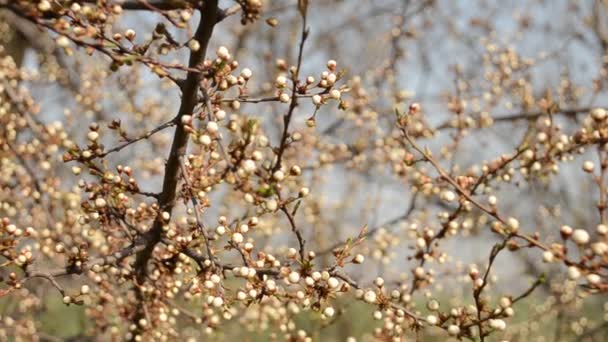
xmin=130 ymin=0 xmax=220 ymax=337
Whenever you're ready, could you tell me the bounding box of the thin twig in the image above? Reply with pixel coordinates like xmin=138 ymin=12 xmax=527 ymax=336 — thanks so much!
xmin=178 ymin=157 xmax=215 ymax=270
xmin=271 ymin=2 xmax=309 ymax=173
xmin=317 ymin=193 xmax=418 ymax=256
xmin=93 ymin=119 xmax=176 ymax=160
xmin=280 ymin=206 xmax=306 ymax=262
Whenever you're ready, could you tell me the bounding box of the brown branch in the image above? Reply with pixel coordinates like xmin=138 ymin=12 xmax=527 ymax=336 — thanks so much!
xmin=473 ymin=239 xmax=508 ymax=341
xmin=163 ymin=238 xmax=207 ymax=272
xmin=330 ymin=269 xmax=424 ymax=324
xmin=79 ymin=1 xmax=240 ymax=22
xmin=24 ymin=272 xmax=66 ymax=296
xmin=401 ymin=127 xmax=545 ymax=245
xmin=85 ymin=119 xmax=176 ymax=161
xmin=434 ymin=107 xmax=590 ymax=131
xmin=460 ymin=275 xmax=545 ymax=331
xmin=2 ymin=5 xmax=209 ymax=79
xmin=407 ymin=148 xmax=525 ymax=295
xmin=132 ymin=0 xmax=219 ymax=283
xmin=129 ymin=1 xmax=220 ymax=338
xmin=200 ymin=84 xmax=237 ymax=176
xmin=317 ymin=193 xmax=418 ymax=256
xmin=219 ymin=4 xmax=242 ymax=22
xmin=80 ymin=0 xmax=198 ymax=11
xmin=23 ymin=241 xmax=146 ymax=298
xmin=595 ymin=146 xmax=608 ymax=224
xmin=219 ymin=92 xmax=318 ymax=103
xmin=280 ymin=206 xmax=306 ymax=262
xmin=271 ymin=3 xmax=309 ymax=173
xmin=178 ymin=157 xmax=215 ymax=269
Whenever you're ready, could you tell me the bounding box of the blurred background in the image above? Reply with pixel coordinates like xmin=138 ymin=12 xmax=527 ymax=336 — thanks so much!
xmin=1 ymin=0 xmax=608 ymax=340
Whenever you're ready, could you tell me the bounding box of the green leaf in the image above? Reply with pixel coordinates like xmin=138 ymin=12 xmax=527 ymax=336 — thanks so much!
xmin=256 ymin=186 xmax=275 ymax=198
xmin=245 ymin=118 xmax=259 ymax=133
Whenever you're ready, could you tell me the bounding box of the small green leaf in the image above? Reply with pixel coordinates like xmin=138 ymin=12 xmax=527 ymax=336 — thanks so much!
xmin=256 ymin=187 xmax=275 ymax=198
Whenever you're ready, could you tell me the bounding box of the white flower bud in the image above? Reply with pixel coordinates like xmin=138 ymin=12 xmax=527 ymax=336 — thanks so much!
xmin=441 ymin=190 xmax=456 ymax=202
xmin=276 ymin=75 xmax=287 ymax=87
xmin=327 ymin=277 xmax=340 ymax=289
xmin=266 ymin=199 xmax=278 ymax=211
xmin=507 ymin=217 xmax=519 ymax=232
xmin=217 ymin=46 xmax=230 ymax=60
xmin=232 ymin=232 xmax=243 ymax=244
xmin=38 ymin=0 xmax=51 ymax=11
xmin=199 ymin=134 xmax=212 ymax=146
xmin=181 ymin=115 xmax=192 ymax=125
xmin=206 ymin=121 xmax=219 ymax=133
xmin=542 ymin=250 xmax=554 ymax=263
xmin=572 ymin=229 xmax=590 ymax=244
xmin=242 ymin=159 xmax=256 ymax=173
xmin=489 ymin=319 xmax=506 ymax=330
xmin=374 ymin=277 xmax=384 ymax=287
xmin=273 ymin=170 xmax=285 ymax=181
xmin=56 ymin=36 xmax=70 ymax=48
xmin=414 ymin=267 xmax=425 ymax=278
xmin=299 ymin=187 xmax=310 ymax=197
xmin=592 ymin=242 xmax=607 ymax=255
xmin=266 ymin=279 xmax=277 ymax=291
xmin=591 ymin=108 xmax=607 ymax=120
xmin=488 ymin=195 xmax=498 ymax=205
xmin=326 ymin=73 xmax=337 ymax=85
xmin=87 ymin=131 xmax=99 ymax=141
xmin=312 ymin=95 xmax=323 ymax=105
xmin=448 ymin=325 xmax=460 ymax=336
xmin=241 ymin=68 xmax=252 ymax=79
xmin=567 ymin=266 xmax=581 ymax=280
xmin=95 ymin=198 xmax=107 ymax=208
xmin=427 ymin=299 xmax=439 ymax=311
xmin=212 ymin=296 xmax=224 ymax=307
xmin=188 ymin=39 xmax=200 ymax=52
xmin=125 ymin=29 xmax=136 ymax=40
xmin=215 ymin=110 xmax=226 ymax=120
xmin=587 ymin=273 xmax=601 ymax=285
xmin=288 ymin=271 xmax=300 ymax=284
xmin=363 ymin=290 xmax=377 ymax=303
xmin=426 ymin=315 xmax=438 ymax=325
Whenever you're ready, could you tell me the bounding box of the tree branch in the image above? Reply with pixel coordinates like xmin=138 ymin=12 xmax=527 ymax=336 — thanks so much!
xmin=128 ymin=0 xmax=220 ymax=338
xmin=271 ymin=2 xmax=309 ymax=173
